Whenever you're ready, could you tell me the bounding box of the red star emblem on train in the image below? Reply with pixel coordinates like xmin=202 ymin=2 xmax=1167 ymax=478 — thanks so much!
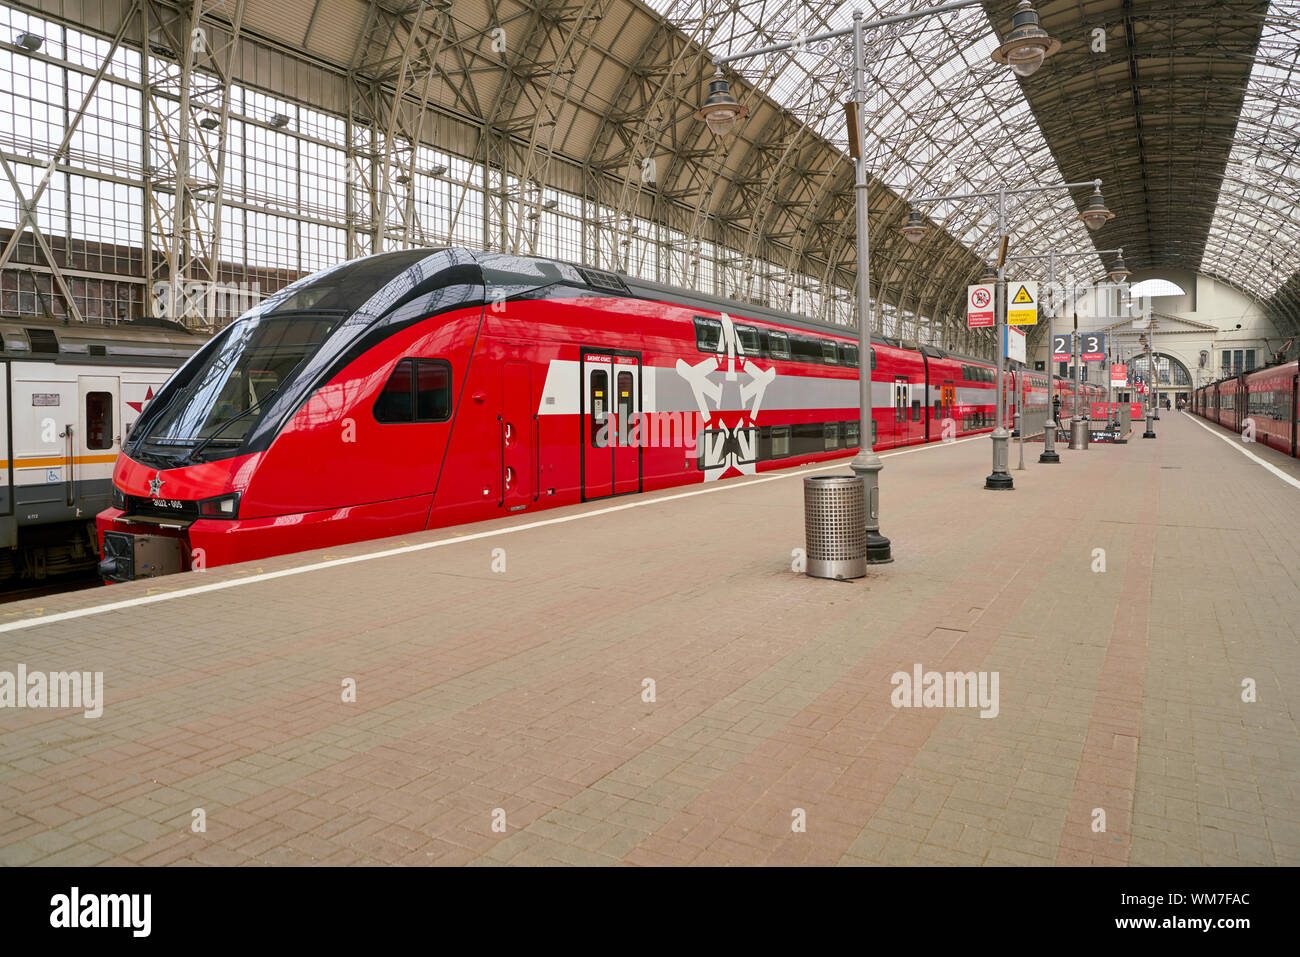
xmin=127 ymin=387 xmax=155 ymax=413
xmin=675 ymin=313 xmax=776 ymax=482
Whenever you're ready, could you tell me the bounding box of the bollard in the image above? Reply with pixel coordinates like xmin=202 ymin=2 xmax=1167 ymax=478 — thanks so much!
xmin=803 ymin=475 xmax=866 ymax=580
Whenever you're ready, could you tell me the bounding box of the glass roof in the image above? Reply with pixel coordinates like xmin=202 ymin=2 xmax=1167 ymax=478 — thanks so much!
xmin=648 ymin=0 xmax=1110 ymax=287
xmin=1201 ymin=0 xmax=1300 ymax=300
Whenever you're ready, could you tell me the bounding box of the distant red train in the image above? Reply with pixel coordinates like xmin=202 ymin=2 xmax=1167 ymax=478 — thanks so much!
xmin=1192 ymin=359 xmax=1299 ymax=456
xmin=97 ymin=248 xmax=1093 ymax=580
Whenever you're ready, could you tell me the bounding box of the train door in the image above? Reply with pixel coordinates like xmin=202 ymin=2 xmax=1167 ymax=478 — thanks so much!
xmin=612 ymin=357 xmax=640 ymax=495
xmin=500 ymin=361 xmax=534 ymax=511
xmin=76 ymin=375 xmax=119 ymax=513
xmin=1292 ymin=373 xmax=1298 ymax=458
xmin=941 ymin=381 xmax=955 ymax=438
xmin=581 ymin=351 xmax=640 ymax=500
xmin=0 ymin=361 xmax=10 ymax=532
xmin=891 ymin=376 xmax=907 ymax=449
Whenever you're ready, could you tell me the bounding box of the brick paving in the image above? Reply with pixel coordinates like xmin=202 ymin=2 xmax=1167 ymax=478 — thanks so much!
xmin=1 ymin=413 xmax=1297 ymax=866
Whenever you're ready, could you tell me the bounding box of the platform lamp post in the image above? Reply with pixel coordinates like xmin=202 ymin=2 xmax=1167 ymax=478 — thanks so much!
xmin=900 ymin=181 xmax=1115 ymax=489
xmin=997 ymin=248 xmax=1126 ymax=462
xmin=696 ymin=0 xmax=1061 ymax=558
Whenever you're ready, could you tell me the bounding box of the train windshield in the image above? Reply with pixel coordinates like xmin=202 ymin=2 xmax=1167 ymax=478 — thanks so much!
xmin=136 ymin=313 xmax=340 ymax=462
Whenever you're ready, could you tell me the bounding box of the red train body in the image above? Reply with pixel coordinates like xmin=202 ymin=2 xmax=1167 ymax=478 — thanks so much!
xmin=1192 ymin=360 xmax=1299 ymax=456
xmin=96 ymin=249 xmax=1090 ymax=580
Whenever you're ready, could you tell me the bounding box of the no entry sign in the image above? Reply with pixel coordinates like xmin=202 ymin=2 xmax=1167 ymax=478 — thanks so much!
xmin=967 ymin=284 xmax=994 ymax=328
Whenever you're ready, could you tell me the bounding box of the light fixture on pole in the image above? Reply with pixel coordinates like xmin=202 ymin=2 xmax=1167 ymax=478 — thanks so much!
xmin=904 ymin=178 xmax=1115 ymax=490
xmin=990 ymin=0 xmax=1061 ymax=77
xmin=697 ymin=0 xmax=1060 ymax=562
xmin=1078 ymin=186 xmax=1115 ymax=231
xmin=695 ymin=70 xmax=748 ymax=137
xmin=1106 ymin=251 xmax=1130 ymax=283
xmin=14 ymin=32 xmax=43 ymax=52
xmin=899 ymin=211 xmax=927 ymax=244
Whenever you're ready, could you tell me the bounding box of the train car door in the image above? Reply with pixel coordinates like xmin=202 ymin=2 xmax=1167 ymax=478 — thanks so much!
xmin=580 ymin=351 xmax=641 ymax=500
xmin=891 ymin=376 xmax=907 ymax=449
xmin=941 ymin=381 xmax=955 ymax=437
xmin=1291 ymin=373 xmax=1298 ymax=458
xmin=611 ymin=356 xmax=641 ymax=495
xmin=500 ymin=360 xmax=534 ymax=511
xmin=76 ymin=374 xmax=119 ymax=513
xmin=0 ymin=361 xmax=11 ymax=535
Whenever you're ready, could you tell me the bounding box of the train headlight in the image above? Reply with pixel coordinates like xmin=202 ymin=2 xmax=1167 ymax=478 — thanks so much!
xmin=197 ymin=492 xmax=241 ymax=519
xmin=111 ymin=485 xmax=126 ymax=510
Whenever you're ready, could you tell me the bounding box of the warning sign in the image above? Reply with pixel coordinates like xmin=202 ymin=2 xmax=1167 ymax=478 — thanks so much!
xmin=1007 ymin=281 xmax=1038 ymax=326
xmin=966 ymin=283 xmax=994 ymax=328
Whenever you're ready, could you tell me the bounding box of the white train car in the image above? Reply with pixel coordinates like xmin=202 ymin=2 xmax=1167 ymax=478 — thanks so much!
xmin=0 ymin=318 xmax=202 ymax=583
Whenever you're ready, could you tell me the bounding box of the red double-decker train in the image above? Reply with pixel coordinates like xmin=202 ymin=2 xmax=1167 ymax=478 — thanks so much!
xmin=1192 ymin=359 xmax=1299 ymax=456
xmin=97 ymin=248 xmax=1084 ymax=580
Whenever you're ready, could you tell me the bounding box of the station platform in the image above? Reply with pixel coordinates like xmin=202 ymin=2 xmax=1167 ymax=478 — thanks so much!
xmin=1 ymin=411 xmax=1297 ymax=867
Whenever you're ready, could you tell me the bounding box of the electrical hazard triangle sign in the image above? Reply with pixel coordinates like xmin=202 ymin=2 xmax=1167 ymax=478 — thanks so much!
xmin=1006 ymin=280 xmax=1038 ymax=325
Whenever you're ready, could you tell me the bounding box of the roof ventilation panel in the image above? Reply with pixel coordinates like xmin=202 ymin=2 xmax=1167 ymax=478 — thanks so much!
xmin=577 ymin=267 xmax=630 ymax=295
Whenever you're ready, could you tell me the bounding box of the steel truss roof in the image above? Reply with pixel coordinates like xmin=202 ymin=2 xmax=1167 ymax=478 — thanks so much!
xmin=10 ymin=0 xmax=1299 ymax=344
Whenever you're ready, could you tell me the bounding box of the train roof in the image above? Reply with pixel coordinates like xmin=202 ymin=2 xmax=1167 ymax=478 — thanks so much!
xmin=243 ymin=246 xmax=1000 ymax=362
xmin=0 ymin=315 xmax=204 ymax=367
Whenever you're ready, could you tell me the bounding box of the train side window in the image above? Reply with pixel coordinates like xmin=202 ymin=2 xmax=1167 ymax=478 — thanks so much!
xmin=590 ymin=368 xmax=609 ymax=446
xmin=86 ymin=391 xmax=113 ymax=450
xmin=845 ymin=421 xmax=859 ymax=446
xmin=414 ymin=360 xmax=452 ymax=421
xmin=870 ymin=348 xmax=876 ymax=371
xmin=823 ymin=422 xmax=839 ymax=450
xmin=821 ymin=340 xmax=838 ymax=364
xmin=374 ymin=358 xmax=415 ymax=422
xmin=791 ymin=336 xmax=821 ymax=364
xmin=839 ymin=344 xmax=858 ymax=367
xmin=735 ymin=324 xmax=760 ymax=357
xmin=766 ymin=330 xmax=790 ymax=360
xmin=694 ymin=317 xmax=722 ymax=352
xmin=911 ymin=399 xmax=922 ymax=422
xmin=772 ymin=425 xmax=790 ymax=457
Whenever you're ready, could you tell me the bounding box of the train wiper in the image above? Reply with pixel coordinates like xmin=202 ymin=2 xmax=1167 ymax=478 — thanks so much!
xmin=182 ymin=390 xmax=277 ymax=463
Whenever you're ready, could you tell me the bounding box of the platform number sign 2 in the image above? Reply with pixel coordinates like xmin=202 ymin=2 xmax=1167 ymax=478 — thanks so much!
xmin=1052 ymin=334 xmax=1071 ymax=365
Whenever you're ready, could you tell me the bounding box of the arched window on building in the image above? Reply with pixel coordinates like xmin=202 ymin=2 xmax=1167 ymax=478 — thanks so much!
xmin=1129 ymin=279 xmax=1188 ymax=298
xmin=1130 ymin=353 xmax=1192 ymax=388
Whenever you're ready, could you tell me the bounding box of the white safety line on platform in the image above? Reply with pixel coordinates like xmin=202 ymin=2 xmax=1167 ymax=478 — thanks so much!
xmin=1186 ymin=414 xmax=1300 ymax=493
xmin=0 ymin=435 xmax=986 ymax=633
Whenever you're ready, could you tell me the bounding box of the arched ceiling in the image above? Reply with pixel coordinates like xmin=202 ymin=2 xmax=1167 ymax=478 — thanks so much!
xmin=20 ymin=0 xmax=1300 ymax=341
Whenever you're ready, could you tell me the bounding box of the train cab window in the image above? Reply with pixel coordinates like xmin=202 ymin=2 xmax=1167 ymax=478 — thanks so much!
xmin=734 ymin=324 xmax=760 ymax=357
xmin=415 ymin=361 xmax=452 ymax=421
xmin=839 ymin=344 xmax=858 ymax=367
xmin=694 ymin=317 xmax=722 ymax=352
xmin=821 ymin=340 xmax=839 ymax=364
xmin=590 ymin=368 xmax=609 ymax=446
xmin=86 ymin=392 xmax=113 ymax=450
xmin=374 ymin=358 xmax=452 ymax=423
xmin=765 ymin=330 xmax=790 ymax=360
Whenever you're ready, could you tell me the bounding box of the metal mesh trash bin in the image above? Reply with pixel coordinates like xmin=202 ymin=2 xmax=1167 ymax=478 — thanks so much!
xmin=1069 ymin=417 xmax=1090 ymax=450
xmin=803 ymin=475 xmax=866 ymax=580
